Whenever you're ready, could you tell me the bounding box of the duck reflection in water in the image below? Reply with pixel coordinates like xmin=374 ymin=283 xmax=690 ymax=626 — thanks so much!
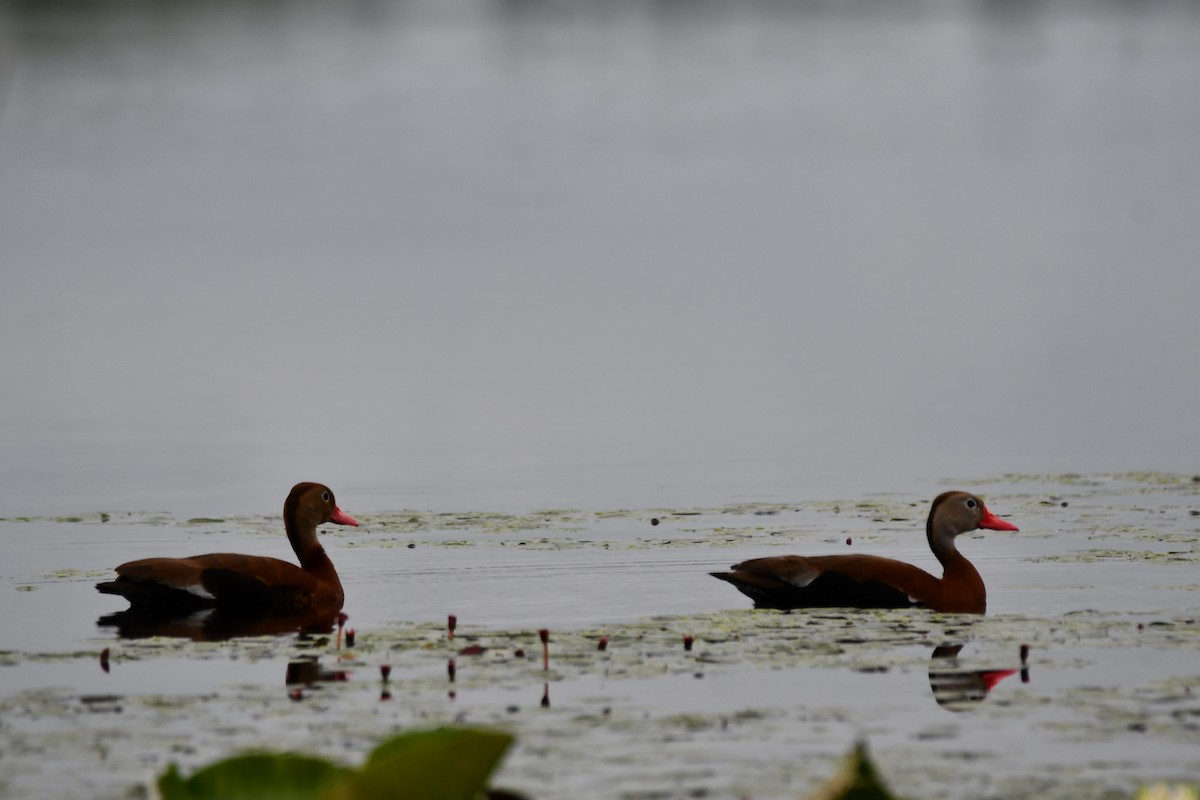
xmin=286 ymin=656 xmax=350 ymax=686
xmin=928 ymin=642 xmax=1029 ymax=712
xmin=95 ymin=482 xmax=356 ymax=641
xmin=96 ymin=603 xmax=342 ymax=641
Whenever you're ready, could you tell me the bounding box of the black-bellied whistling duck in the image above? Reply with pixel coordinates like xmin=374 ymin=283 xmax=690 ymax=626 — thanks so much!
xmin=711 ymin=491 xmax=1018 ymax=614
xmin=96 ymin=482 xmax=358 ymax=616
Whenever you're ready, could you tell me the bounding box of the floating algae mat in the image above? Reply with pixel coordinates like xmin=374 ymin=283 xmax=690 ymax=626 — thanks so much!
xmin=0 ymin=473 xmax=1197 ymax=799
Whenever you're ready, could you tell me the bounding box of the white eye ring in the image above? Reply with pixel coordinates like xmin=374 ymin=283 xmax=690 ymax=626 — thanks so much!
xmin=966 ymin=498 xmax=977 ymax=509
xmin=322 ymin=491 xmax=330 ymax=502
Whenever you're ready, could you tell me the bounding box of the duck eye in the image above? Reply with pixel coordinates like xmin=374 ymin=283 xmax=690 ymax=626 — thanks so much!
xmin=322 ymin=491 xmax=330 ymax=502
xmin=965 ymin=498 xmax=977 ymax=509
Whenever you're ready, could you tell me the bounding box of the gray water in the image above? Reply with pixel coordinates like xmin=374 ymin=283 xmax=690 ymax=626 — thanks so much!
xmin=2 ymin=1 xmax=1199 ymax=518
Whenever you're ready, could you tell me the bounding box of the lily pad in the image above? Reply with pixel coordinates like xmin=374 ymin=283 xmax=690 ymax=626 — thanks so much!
xmin=157 ymin=727 xmax=514 ymax=800
xmin=158 ymin=753 xmax=353 ymax=800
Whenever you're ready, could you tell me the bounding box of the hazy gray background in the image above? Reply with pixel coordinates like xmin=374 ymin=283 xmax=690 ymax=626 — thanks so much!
xmin=2 ymin=1 xmax=1198 ymax=516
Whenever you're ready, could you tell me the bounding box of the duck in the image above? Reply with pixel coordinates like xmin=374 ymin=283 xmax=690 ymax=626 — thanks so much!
xmin=96 ymin=482 xmax=358 ymax=616
xmin=710 ymin=491 xmax=1017 ymax=614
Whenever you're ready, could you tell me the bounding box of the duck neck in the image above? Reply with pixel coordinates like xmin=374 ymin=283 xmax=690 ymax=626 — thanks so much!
xmin=927 ymin=518 xmax=986 ymax=613
xmin=299 ymin=541 xmax=341 ymax=581
xmin=285 ymin=513 xmax=343 ymax=593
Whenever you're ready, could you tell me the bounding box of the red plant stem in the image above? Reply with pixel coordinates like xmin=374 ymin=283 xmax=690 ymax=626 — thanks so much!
xmin=539 ymin=628 xmax=550 ymax=671
xmin=448 ymin=658 xmax=456 ymax=683
xmin=448 ymin=614 xmax=457 ymax=640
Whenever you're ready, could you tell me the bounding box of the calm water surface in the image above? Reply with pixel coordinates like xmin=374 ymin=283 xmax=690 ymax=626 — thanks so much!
xmin=2 ymin=476 xmax=1198 ymax=798
xmin=2 ymin=1 xmax=1199 ymax=517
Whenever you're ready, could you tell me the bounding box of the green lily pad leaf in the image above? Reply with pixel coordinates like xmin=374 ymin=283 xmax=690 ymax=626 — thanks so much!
xmin=158 ymin=753 xmax=354 ymax=800
xmin=805 ymin=741 xmax=902 ymax=800
xmin=328 ymin=727 xmax=515 ymax=800
xmin=157 ymin=728 xmax=513 ymax=800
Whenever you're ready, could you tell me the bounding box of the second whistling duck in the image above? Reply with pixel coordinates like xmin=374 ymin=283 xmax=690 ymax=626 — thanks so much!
xmin=96 ymin=482 xmax=358 ymax=615
xmin=711 ymin=491 xmax=1018 ymax=614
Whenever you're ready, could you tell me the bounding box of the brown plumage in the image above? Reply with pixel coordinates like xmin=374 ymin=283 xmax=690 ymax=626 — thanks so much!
xmin=711 ymin=491 xmax=1018 ymax=614
xmin=96 ymin=482 xmax=358 ymax=617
